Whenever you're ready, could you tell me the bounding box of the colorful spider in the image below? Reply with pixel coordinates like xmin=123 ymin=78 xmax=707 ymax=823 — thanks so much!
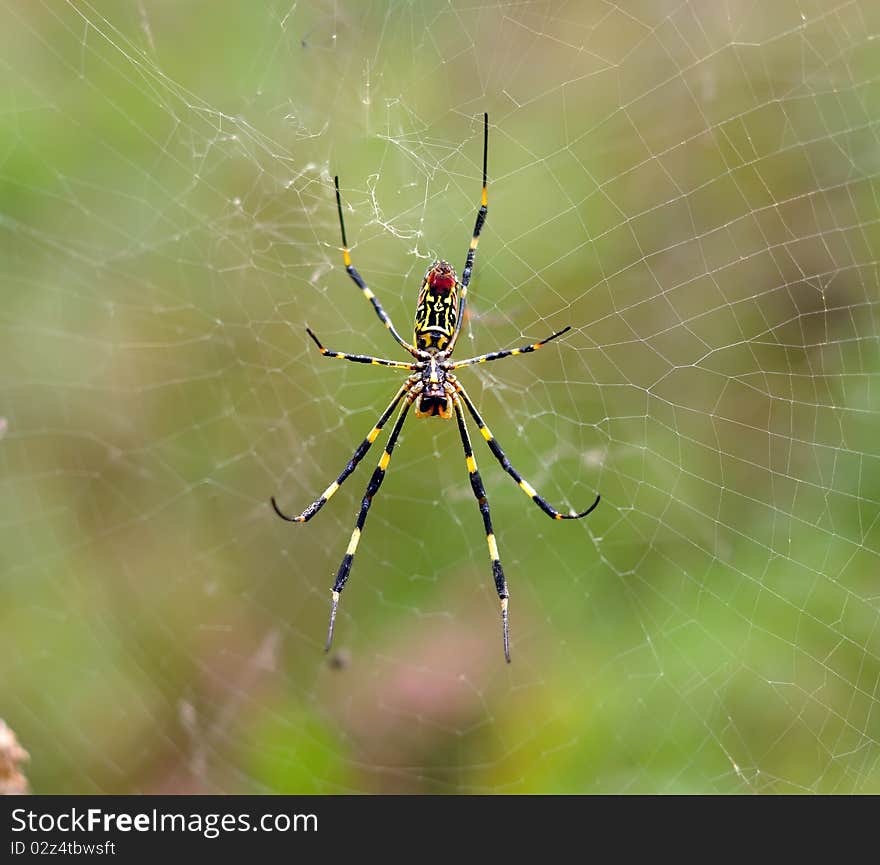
xmin=272 ymin=113 xmax=600 ymax=661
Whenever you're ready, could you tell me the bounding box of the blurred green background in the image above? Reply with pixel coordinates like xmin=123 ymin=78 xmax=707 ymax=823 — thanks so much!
xmin=2 ymin=0 xmax=880 ymax=793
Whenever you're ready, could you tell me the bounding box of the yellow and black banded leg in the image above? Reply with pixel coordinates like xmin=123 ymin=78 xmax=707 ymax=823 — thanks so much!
xmin=451 ymin=392 xmax=510 ymax=662
xmin=271 ymin=381 xmax=414 ymax=523
xmin=449 ymin=326 xmax=572 ymax=369
xmin=334 ymin=176 xmax=418 ymax=358
xmin=326 ymin=392 xmax=415 ymax=652
xmin=455 ymin=383 xmax=601 ymax=521
xmin=447 ymin=113 xmax=489 ymax=353
xmin=306 ymin=327 xmax=417 ymax=370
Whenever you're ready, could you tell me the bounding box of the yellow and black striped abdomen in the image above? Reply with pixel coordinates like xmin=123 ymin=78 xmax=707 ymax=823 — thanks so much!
xmin=414 ymin=260 xmax=458 ymax=351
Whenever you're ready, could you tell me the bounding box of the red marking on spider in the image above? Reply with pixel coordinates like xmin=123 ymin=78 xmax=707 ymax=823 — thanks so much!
xmin=428 ymin=260 xmax=457 ymax=292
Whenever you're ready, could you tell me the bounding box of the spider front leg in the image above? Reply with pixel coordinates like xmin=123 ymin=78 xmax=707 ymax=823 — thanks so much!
xmin=451 ymin=391 xmax=510 ymax=662
xmin=334 ymin=176 xmax=419 ymax=358
xmin=447 ymin=112 xmax=489 ymax=354
xmin=325 ymin=387 xmax=418 ymax=652
xmin=305 ymin=327 xmax=417 ymax=370
xmin=454 ymin=382 xmax=601 ymax=520
xmin=448 ymin=327 xmax=572 ymax=369
xmin=271 ymin=379 xmax=416 ymax=523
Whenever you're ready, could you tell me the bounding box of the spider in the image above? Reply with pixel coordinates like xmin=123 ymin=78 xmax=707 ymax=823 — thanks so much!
xmin=272 ymin=113 xmax=601 ymax=662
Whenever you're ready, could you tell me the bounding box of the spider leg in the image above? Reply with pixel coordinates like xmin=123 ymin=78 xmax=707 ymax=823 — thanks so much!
xmin=454 ymin=382 xmax=601 ymax=520
xmin=451 ymin=391 xmax=510 ymax=663
xmin=334 ymin=176 xmax=419 ymax=358
xmin=447 ymin=113 xmax=489 ymax=354
xmin=271 ymin=380 xmax=416 ymax=523
xmin=448 ymin=326 xmax=571 ymax=369
xmin=325 ymin=388 xmax=417 ymax=652
xmin=306 ymin=327 xmax=417 ymax=369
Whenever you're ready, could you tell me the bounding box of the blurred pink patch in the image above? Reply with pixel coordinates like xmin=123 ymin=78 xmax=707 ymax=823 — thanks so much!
xmin=0 ymin=719 xmax=29 ymax=795
xmin=324 ymin=612 xmax=506 ymax=792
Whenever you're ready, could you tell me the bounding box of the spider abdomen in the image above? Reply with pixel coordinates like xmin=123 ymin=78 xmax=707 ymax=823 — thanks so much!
xmin=414 ymin=260 xmax=458 ymax=351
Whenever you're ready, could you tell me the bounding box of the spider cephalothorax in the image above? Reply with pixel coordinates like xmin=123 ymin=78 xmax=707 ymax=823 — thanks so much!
xmin=271 ymin=114 xmax=601 ymax=662
xmin=414 ymin=260 xmax=459 ymax=352
xmin=414 ymin=357 xmax=453 ymax=419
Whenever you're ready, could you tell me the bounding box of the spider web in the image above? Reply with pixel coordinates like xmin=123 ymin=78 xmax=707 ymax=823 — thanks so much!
xmin=2 ymin=0 xmax=880 ymax=794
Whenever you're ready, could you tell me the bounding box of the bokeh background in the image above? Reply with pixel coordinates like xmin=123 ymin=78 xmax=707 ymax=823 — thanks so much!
xmin=2 ymin=0 xmax=880 ymax=794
